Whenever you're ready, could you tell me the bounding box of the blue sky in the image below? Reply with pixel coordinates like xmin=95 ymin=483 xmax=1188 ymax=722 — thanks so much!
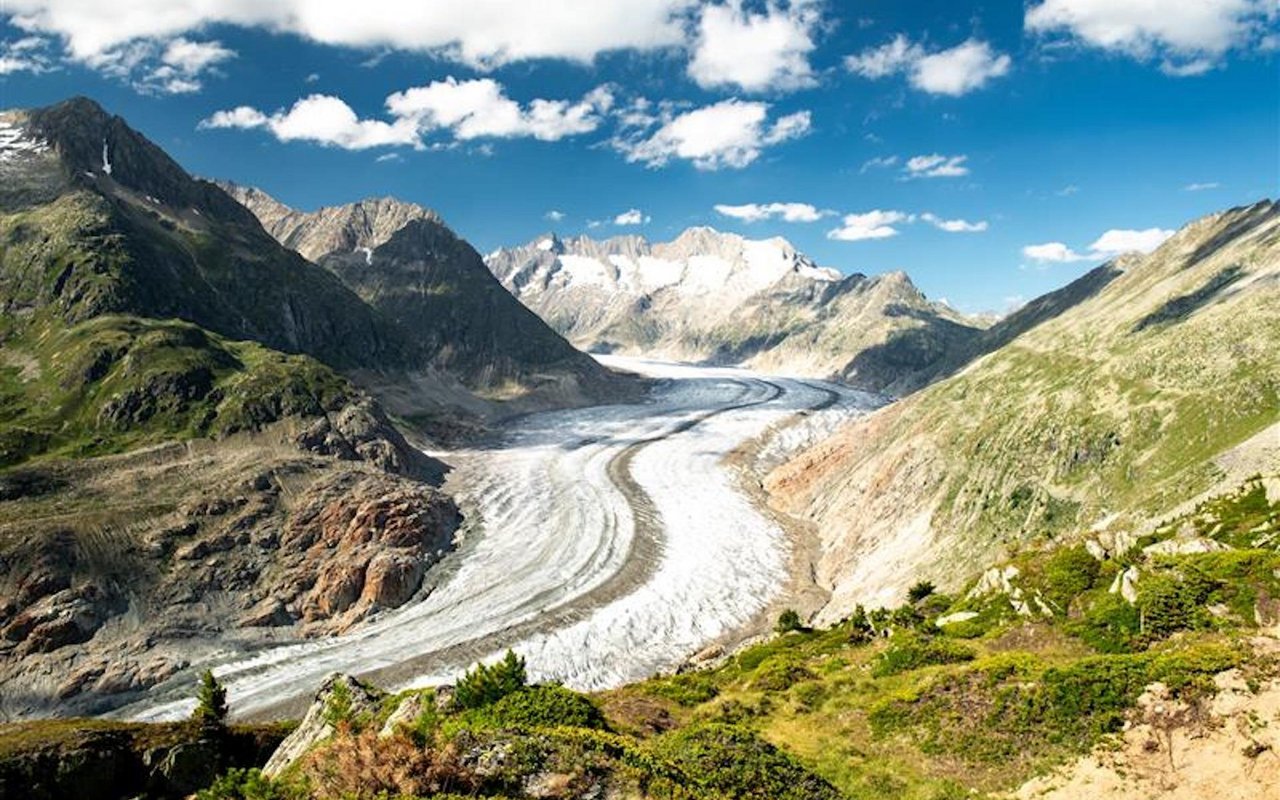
xmin=1 ymin=1 xmax=1276 ymax=313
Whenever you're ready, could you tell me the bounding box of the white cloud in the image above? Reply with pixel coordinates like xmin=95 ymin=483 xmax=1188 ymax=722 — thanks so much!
xmin=386 ymin=78 xmax=612 ymax=141
xmin=613 ymin=99 xmax=811 ymax=170
xmin=827 ymin=209 xmax=912 ymax=241
xmin=846 ymin=35 xmax=1011 ymax=95
xmin=3 ymin=0 xmax=696 ymax=69
xmin=132 ymin=37 xmax=234 ymax=93
xmin=1023 ymin=226 xmax=1175 ymax=264
xmin=1057 ymin=184 xmax=1080 ymax=196
xmin=1184 ymin=181 xmax=1221 ymax=191
xmin=203 ymin=81 xmax=612 ymax=150
xmin=859 ymin=154 xmax=898 ymax=173
xmin=161 ymin=37 xmax=232 ymax=73
xmin=200 ymin=94 xmax=420 ymax=150
xmin=1022 ymin=241 xmax=1089 ymax=263
xmin=1025 ymin=0 xmax=1275 ymax=74
xmin=0 ymin=35 xmax=54 ymax=74
xmin=714 ymin=202 xmax=831 ymax=222
xmin=614 ymin=208 xmax=650 ymax=225
xmin=904 ymin=153 xmax=969 ymax=178
xmin=912 ymin=40 xmax=1011 ymax=95
xmin=545 ymin=210 xmax=567 ymax=222
xmin=921 ymin=212 xmax=988 ymax=233
xmin=688 ymin=0 xmax=820 ymax=93
xmin=1089 ymin=227 xmax=1174 ymax=254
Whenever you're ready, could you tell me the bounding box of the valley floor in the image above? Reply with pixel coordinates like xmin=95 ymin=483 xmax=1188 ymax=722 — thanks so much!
xmin=120 ymin=357 xmax=880 ymax=722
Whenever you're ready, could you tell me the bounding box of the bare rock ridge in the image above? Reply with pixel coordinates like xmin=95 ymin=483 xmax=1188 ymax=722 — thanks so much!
xmin=219 ymin=181 xmax=616 ymax=399
xmin=767 ymin=199 xmax=1280 ymax=619
xmin=487 ymin=228 xmax=986 ymax=394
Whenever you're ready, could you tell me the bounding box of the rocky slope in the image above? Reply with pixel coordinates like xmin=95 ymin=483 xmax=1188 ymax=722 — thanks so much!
xmin=0 ymin=98 xmax=465 ymax=719
xmin=767 ymin=200 xmax=1280 ymax=618
xmin=220 ymin=183 xmax=617 ymax=405
xmin=487 ymin=229 xmax=983 ymax=394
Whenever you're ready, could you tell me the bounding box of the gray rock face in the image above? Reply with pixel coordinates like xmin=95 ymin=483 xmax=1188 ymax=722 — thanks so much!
xmin=263 ymin=673 xmax=386 ymax=778
xmin=220 ymin=182 xmax=614 ymax=397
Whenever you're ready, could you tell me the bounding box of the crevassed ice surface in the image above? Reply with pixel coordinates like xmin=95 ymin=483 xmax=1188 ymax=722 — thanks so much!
xmin=127 ymin=357 xmax=879 ymax=721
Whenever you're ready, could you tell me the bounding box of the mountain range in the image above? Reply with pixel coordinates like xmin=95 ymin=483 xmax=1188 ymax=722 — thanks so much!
xmin=487 ymin=229 xmax=985 ymax=394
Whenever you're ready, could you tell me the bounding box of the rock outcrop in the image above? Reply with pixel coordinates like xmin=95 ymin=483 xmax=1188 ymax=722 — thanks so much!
xmin=263 ymin=673 xmax=386 ymax=778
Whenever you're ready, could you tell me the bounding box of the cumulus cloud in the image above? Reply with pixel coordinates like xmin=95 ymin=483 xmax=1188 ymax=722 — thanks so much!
xmin=545 ymin=210 xmax=567 ymax=222
xmin=386 ymin=78 xmax=613 ymax=141
xmin=687 ymin=0 xmax=820 ymax=92
xmin=904 ymin=153 xmax=970 ymax=178
xmin=614 ymin=208 xmax=650 ymax=225
xmin=846 ymin=35 xmax=1011 ymax=95
xmin=613 ymin=99 xmax=812 ymax=170
xmin=1089 ymin=227 xmax=1174 ymax=254
xmin=200 ymin=95 xmax=420 ymax=149
xmin=1025 ymin=0 xmax=1275 ymax=74
xmin=714 ymin=202 xmax=831 ymax=222
xmin=921 ymin=212 xmax=988 ymax=232
xmin=202 ymin=81 xmax=612 ymax=150
xmin=1022 ymin=241 xmax=1089 ymax=263
xmin=827 ymin=210 xmax=912 ymax=241
xmin=1023 ymin=226 xmax=1176 ymax=264
xmin=3 ymin=0 xmax=696 ymax=68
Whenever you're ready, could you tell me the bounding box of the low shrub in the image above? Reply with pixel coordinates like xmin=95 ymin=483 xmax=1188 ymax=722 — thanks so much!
xmin=649 ymin=723 xmax=843 ymax=800
xmin=872 ymin=636 xmax=976 ymax=678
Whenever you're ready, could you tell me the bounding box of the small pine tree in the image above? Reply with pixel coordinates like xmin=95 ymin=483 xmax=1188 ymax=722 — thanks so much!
xmin=847 ymin=604 xmax=874 ymax=643
xmin=454 ymin=649 xmax=527 ymax=710
xmin=908 ymin=581 xmax=936 ymax=603
xmin=775 ymin=608 xmax=803 ymax=633
xmin=193 ymin=669 xmax=228 ymax=732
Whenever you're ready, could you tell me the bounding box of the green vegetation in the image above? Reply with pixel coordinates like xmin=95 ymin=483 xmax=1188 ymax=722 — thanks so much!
xmin=906 ymin=581 xmax=936 ymax=603
xmin=454 ymin=649 xmax=529 ymax=710
xmin=775 ymin=608 xmax=803 ymax=633
xmin=194 ymin=670 xmax=229 ymax=734
xmin=0 ymin=314 xmax=353 ymax=467
xmin=9 ymin=480 xmax=1279 ymax=799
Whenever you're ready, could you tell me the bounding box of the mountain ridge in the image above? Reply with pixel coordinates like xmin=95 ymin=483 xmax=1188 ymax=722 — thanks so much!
xmin=220 ymin=181 xmax=619 ymax=404
xmin=488 ymin=227 xmax=984 ymax=394
xmin=767 ymin=198 xmax=1280 ymax=617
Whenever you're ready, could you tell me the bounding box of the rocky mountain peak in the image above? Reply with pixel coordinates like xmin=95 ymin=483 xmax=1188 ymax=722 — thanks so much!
xmin=217 ymin=181 xmax=442 ymax=263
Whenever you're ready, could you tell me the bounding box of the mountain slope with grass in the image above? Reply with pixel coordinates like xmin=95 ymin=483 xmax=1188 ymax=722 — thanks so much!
xmin=767 ymin=199 xmax=1280 ymax=617
xmin=0 ymin=98 xmax=464 ymax=720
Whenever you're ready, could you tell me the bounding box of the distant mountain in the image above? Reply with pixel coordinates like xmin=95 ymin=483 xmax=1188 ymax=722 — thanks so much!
xmin=221 ymin=183 xmax=615 ymax=398
xmin=487 ymin=228 xmax=984 ymax=393
xmin=767 ymin=199 xmax=1280 ymax=617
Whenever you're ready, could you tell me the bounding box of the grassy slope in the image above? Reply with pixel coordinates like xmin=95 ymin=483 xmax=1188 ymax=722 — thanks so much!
xmin=119 ymin=476 xmax=1280 ymax=800
xmin=767 ymin=201 xmax=1280 ymax=610
xmin=0 ymin=312 xmax=352 ymax=468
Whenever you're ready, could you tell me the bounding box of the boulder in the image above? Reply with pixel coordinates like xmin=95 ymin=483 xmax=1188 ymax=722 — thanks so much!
xmin=262 ymin=673 xmax=386 ymax=778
